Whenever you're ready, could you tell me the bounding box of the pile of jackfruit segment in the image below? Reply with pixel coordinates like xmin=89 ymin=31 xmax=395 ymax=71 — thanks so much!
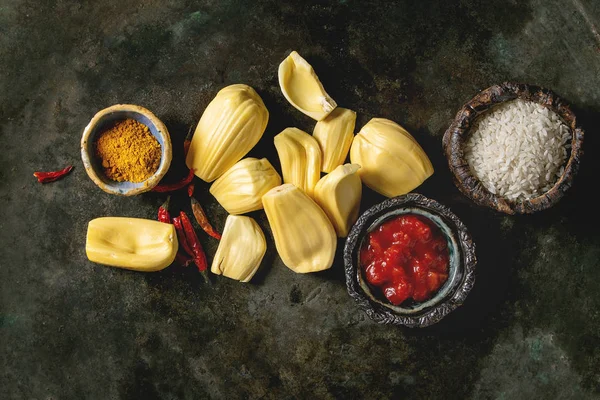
xmin=185 ymin=51 xmax=434 ymax=281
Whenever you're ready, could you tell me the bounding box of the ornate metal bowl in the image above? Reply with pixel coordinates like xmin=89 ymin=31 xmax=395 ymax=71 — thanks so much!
xmin=344 ymin=193 xmax=477 ymax=328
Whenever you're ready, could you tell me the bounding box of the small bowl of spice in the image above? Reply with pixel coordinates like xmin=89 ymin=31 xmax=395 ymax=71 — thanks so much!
xmin=443 ymin=82 xmax=584 ymax=214
xmin=81 ymin=104 xmax=172 ymax=196
xmin=344 ymin=193 xmax=477 ymax=328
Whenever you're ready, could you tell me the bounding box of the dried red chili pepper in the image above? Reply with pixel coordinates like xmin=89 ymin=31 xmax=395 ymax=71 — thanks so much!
xmin=33 ymin=165 xmax=73 ymax=183
xmin=179 ymin=211 xmax=209 ymax=273
xmin=183 ymin=126 xmax=194 ymax=157
xmin=190 ymin=197 xmax=222 ymax=240
xmin=152 ymin=168 xmax=195 ymax=193
xmin=187 ymin=182 xmax=195 ymax=197
xmin=172 ymin=216 xmax=195 ymax=257
xmin=157 ymin=196 xmax=171 ymax=223
xmin=171 ymin=216 xmax=193 ymax=268
xmin=175 ymin=252 xmax=193 ymax=267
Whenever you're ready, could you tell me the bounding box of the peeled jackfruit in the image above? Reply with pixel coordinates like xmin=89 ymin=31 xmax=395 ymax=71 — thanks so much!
xmin=314 ymin=164 xmax=362 ymax=237
xmin=262 ymin=184 xmax=336 ymax=273
xmin=278 ymin=51 xmax=337 ymax=121
xmin=274 ymin=128 xmax=322 ymax=198
xmin=86 ymin=217 xmax=178 ymax=272
xmin=350 ymin=118 xmax=433 ymax=197
xmin=313 ymin=107 xmax=356 ymax=173
xmin=211 ymin=215 xmax=266 ymax=282
xmin=210 ymin=158 xmax=282 ymax=215
xmin=186 ymin=84 xmax=269 ymax=182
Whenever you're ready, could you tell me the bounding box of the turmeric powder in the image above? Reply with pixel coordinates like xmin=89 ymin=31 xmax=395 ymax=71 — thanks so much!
xmin=95 ymin=119 xmax=161 ymax=182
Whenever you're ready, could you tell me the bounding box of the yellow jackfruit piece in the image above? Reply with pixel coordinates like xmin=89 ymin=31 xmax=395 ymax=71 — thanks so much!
xmin=314 ymin=164 xmax=362 ymax=237
xmin=278 ymin=51 xmax=337 ymax=121
xmin=186 ymin=84 xmax=269 ymax=182
xmin=210 ymin=158 xmax=282 ymax=214
xmin=262 ymin=184 xmax=336 ymax=273
xmin=274 ymin=127 xmax=322 ymax=198
xmin=211 ymin=215 xmax=266 ymax=282
xmin=313 ymin=107 xmax=356 ymax=173
xmin=350 ymin=118 xmax=433 ymax=197
xmin=86 ymin=217 xmax=178 ymax=272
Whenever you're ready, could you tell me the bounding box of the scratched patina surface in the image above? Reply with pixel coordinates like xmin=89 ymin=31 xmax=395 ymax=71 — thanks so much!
xmin=1 ymin=1 xmax=600 ymax=399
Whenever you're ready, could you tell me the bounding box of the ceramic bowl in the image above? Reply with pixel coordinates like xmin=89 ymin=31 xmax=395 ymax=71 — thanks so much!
xmin=344 ymin=193 xmax=476 ymax=328
xmin=443 ymin=82 xmax=584 ymax=214
xmin=81 ymin=104 xmax=172 ymax=196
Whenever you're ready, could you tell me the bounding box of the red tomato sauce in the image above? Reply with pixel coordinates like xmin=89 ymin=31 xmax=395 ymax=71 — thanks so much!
xmin=360 ymin=214 xmax=449 ymax=305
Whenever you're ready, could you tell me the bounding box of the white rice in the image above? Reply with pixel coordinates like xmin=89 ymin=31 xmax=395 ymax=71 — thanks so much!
xmin=464 ymin=99 xmax=570 ymax=201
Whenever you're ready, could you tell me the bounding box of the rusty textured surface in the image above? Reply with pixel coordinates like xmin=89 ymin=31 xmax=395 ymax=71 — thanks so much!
xmin=2 ymin=0 xmax=600 ymax=399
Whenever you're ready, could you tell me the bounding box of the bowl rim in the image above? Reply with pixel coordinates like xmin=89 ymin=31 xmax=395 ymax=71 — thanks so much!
xmin=80 ymin=104 xmax=173 ymax=196
xmin=344 ymin=193 xmax=477 ymax=328
xmin=442 ymin=82 xmax=584 ymax=214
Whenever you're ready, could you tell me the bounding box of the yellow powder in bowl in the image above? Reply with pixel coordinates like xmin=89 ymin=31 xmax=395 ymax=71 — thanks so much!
xmin=95 ymin=119 xmax=162 ymax=182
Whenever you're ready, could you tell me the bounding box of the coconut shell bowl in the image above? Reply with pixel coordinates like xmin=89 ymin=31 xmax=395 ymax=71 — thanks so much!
xmin=442 ymin=82 xmax=584 ymax=214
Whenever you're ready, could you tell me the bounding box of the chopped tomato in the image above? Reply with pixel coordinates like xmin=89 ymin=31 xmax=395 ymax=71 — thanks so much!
xmin=419 ymin=251 xmax=436 ymax=268
xmin=390 ymin=265 xmax=408 ymax=281
xmin=360 ymin=214 xmax=450 ymax=306
xmin=365 ymin=261 xmax=389 ymax=286
xmin=383 ymin=279 xmax=413 ymax=305
xmin=384 ymin=243 xmax=409 ymax=265
xmin=426 ymin=271 xmax=448 ymax=292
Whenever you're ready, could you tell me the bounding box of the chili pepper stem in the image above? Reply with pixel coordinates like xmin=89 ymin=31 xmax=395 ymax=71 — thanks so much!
xmin=158 ymin=195 xmax=172 ymax=223
xmin=201 ymin=270 xmax=211 ymax=284
xmin=183 ymin=125 xmax=194 ymax=157
xmin=162 ymin=195 xmax=171 ymax=211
